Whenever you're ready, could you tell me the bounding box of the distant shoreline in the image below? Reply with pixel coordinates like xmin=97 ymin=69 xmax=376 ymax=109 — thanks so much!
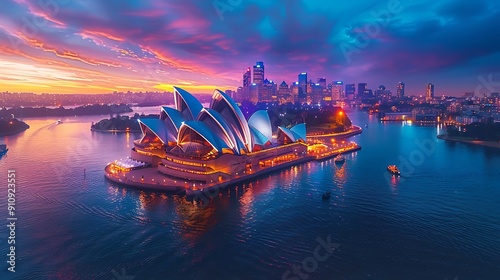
xmin=0 ymin=119 xmax=30 ymax=137
xmin=437 ymin=134 xmax=500 ymax=149
xmin=307 ymin=125 xmax=363 ymax=139
xmin=0 ymin=125 xmax=29 ymax=136
xmin=90 ymin=128 xmax=141 ymax=133
xmin=1 ymin=104 xmax=133 ymax=118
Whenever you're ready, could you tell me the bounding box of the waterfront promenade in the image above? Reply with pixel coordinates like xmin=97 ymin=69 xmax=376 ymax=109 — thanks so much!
xmin=105 ymin=141 xmax=361 ymax=194
xmin=307 ymin=125 xmax=363 ymax=139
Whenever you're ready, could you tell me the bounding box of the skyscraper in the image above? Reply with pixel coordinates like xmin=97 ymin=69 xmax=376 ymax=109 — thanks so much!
xmin=358 ymin=83 xmax=367 ymax=98
xmin=298 ymin=73 xmax=308 ymax=104
xmin=375 ymin=85 xmax=391 ymax=99
xmin=397 ymin=81 xmax=405 ymax=98
xmin=291 ymin=82 xmax=299 ymax=103
xmin=323 ymin=83 xmax=333 ymax=103
xmin=236 ymin=86 xmax=244 ymax=102
xmin=307 ymin=80 xmax=314 ymax=104
xmin=317 ymin=78 xmax=326 ymax=89
xmin=270 ymin=80 xmax=277 ymax=101
xmin=242 ymin=67 xmax=252 ymax=101
xmin=243 ymin=68 xmax=251 ymax=87
xmin=426 ymin=83 xmax=434 ymax=100
xmin=312 ymin=83 xmax=323 ymax=104
xmin=261 ymin=79 xmax=276 ymax=102
xmin=253 ymin=62 xmax=265 ymax=85
xmin=332 ymin=81 xmax=344 ymax=100
xmin=278 ymin=81 xmax=290 ymax=103
xmin=251 ymin=62 xmax=264 ymax=103
xmin=261 ymin=79 xmax=271 ymax=101
xmin=250 ymin=83 xmax=259 ymax=103
xmin=346 ymin=84 xmax=355 ymax=100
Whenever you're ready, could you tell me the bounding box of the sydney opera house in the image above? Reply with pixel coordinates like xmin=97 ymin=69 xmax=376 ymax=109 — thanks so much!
xmin=107 ymin=87 xmax=308 ymax=188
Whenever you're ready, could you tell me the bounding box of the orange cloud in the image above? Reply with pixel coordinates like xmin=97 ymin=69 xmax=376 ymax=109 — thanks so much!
xmin=12 ymin=33 xmax=124 ymax=68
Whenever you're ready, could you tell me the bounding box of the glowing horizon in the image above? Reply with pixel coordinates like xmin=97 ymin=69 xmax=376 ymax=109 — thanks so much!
xmin=1 ymin=0 xmax=499 ymax=96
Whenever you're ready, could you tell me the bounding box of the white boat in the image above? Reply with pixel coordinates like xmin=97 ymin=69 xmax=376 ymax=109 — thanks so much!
xmin=56 ymin=120 xmax=63 ymax=124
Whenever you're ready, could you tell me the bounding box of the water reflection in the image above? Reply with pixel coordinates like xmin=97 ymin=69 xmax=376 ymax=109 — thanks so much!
xmin=239 ymin=184 xmax=255 ymax=218
xmin=334 ymin=161 xmax=347 ymax=186
xmin=105 ymin=172 xmax=293 ymax=243
xmin=175 ymin=197 xmax=217 ymax=242
xmin=388 ymin=174 xmax=400 ymax=195
xmin=3 ymin=110 xmax=500 ymax=279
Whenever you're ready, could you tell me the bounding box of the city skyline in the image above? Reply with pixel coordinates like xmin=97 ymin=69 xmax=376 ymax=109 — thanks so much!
xmin=1 ymin=0 xmax=499 ymax=96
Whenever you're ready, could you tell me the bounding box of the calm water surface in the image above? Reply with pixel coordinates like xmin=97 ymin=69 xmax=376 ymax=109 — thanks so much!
xmin=0 ymin=109 xmax=499 ymax=280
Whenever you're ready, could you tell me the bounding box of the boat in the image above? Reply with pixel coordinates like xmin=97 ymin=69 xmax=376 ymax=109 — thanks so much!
xmin=334 ymin=155 xmax=345 ymax=164
xmin=387 ymin=165 xmax=401 ymax=176
xmin=56 ymin=120 xmax=63 ymax=124
xmin=0 ymin=144 xmax=8 ymax=156
xmin=322 ymin=191 xmax=331 ymax=200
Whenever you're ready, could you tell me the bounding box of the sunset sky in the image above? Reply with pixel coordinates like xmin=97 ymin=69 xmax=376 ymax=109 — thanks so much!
xmin=0 ymin=0 xmax=499 ymax=95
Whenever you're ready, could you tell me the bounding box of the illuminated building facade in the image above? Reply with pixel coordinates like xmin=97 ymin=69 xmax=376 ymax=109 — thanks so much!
xmin=332 ymin=81 xmax=344 ymax=101
xmin=291 ymin=82 xmax=299 ymax=103
xmin=346 ymin=84 xmax=355 ymax=100
xmin=250 ymin=83 xmax=259 ymax=103
xmin=243 ymin=68 xmax=251 ymax=88
xmin=312 ymin=83 xmax=323 ymax=104
xmin=358 ymin=83 xmax=368 ymax=99
xmin=317 ymin=78 xmax=326 ymax=89
xmin=397 ymin=81 xmax=405 ymax=98
xmin=126 ymin=87 xmax=308 ymax=183
xmin=242 ymin=67 xmax=252 ymax=101
xmin=278 ymin=81 xmax=290 ymax=103
xmin=426 ymin=83 xmax=435 ymax=100
xmin=253 ymin=62 xmax=265 ymax=86
xmin=298 ymin=73 xmax=308 ymax=104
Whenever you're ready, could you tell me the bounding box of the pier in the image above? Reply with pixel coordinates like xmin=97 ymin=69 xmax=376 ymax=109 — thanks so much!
xmin=104 ymin=141 xmax=361 ymax=195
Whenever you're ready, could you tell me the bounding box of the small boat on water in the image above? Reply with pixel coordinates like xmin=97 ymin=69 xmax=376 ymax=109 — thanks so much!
xmin=334 ymin=155 xmax=345 ymax=164
xmin=387 ymin=165 xmax=401 ymax=176
xmin=56 ymin=120 xmax=63 ymax=124
xmin=0 ymin=144 xmax=8 ymax=156
xmin=322 ymin=191 xmax=331 ymax=200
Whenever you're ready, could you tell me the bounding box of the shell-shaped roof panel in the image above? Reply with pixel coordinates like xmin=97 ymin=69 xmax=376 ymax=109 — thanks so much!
xmin=173 ymin=86 xmax=203 ymax=121
xmin=290 ymin=123 xmax=307 ymax=142
xmin=250 ymin=126 xmax=271 ymax=147
xmin=197 ymin=108 xmax=242 ymax=154
xmin=278 ymin=126 xmax=296 ymax=143
xmin=210 ymin=89 xmax=253 ymax=152
xmin=178 ymin=121 xmax=229 ymax=153
xmin=161 ymin=106 xmax=185 ymax=133
xmin=248 ymin=110 xmax=272 ymax=145
xmin=138 ymin=118 xmax=175 ymax=144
